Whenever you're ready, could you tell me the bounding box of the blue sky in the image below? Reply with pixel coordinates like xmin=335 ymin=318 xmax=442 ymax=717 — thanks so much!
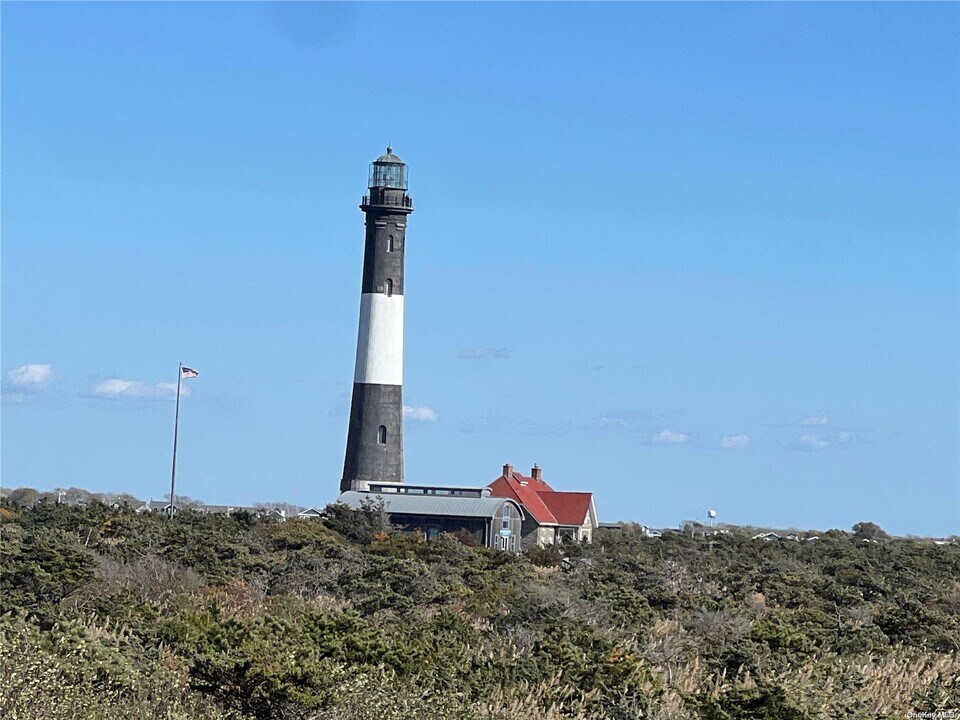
xmin=2 ymin=2 xmax=957 ymax=536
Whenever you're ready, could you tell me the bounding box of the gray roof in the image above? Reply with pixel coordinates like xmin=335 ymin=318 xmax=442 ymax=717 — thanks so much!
xmin=338 ymin=491 xmax=522 ymax=520
xmin=374 ymin=146 xmax=404 ymax=164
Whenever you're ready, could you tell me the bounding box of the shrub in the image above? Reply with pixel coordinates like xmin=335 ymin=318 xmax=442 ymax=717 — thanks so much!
xmin=322 ymin=498 xmax=392 ymax=544
xmin=525 ymin=545 xmax=563 ymax=567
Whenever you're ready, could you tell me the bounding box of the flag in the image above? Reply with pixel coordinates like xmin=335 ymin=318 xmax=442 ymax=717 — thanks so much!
xmin=181 ymin=366 xmax=199 ymax=379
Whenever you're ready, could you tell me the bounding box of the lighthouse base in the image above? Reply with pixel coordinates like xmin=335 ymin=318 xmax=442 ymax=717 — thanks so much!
xmin=340 ymin=382 xmax=403 ymax=492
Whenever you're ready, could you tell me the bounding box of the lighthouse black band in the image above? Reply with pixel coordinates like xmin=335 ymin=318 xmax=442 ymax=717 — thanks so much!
xmin=340 ymin=382 xmax=403 ymax=492
xmin=361 ymin=215 xmax=406 ymax=296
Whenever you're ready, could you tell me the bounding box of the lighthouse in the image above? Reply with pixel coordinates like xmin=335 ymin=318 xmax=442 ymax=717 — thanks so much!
xmin=340 ymin=148 xmax=414 ymax=492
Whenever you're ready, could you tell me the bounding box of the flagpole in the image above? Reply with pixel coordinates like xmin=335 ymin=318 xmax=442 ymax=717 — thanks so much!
xmin=169 ymin=363 xmax=182 ymax=519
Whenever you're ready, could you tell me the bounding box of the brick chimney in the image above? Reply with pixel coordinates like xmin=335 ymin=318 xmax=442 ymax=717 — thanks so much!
xmin=531 ymin=464 xmax=542 ymax=482
xmin=502 ymin=463 xmax=513 ymax=479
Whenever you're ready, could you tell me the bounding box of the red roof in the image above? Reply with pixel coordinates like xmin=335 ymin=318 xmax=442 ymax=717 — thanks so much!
xmin=488 ymin=473 xmax=558 ymax=525
xmin=538 ymin=491 xmax=592 ymax=526
xmin=488 ymin=469 xmax=593 ymax=527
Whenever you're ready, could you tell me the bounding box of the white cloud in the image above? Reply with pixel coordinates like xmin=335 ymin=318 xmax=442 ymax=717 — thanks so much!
xmin=90 ymin=379 xmax=189 ymax=399
xmin=654 ymin=429 xmax=688 ymax=444
xmin=837 ymin=430 xmax=853 ymax=443
xmin=403 ymin=405 xmax=438 ymax=422
xmin=458 ymin=347 xmax=510 ymax=360
xmin=720 ymin=434 xmax=750 ymax=449
xmin=801 ymin=415 xmax=829 ymax=426
xmin=798 ymin=434 xmax=829 ymax=450
xmin=7 ymin=364 xmax=54 ymax=387
xmin=92 ymin=379 xmax=148 ymax=397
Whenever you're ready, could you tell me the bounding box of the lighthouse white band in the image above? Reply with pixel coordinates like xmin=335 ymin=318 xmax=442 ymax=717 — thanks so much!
xmin=353 ymin=293 xmax=404 ymax=386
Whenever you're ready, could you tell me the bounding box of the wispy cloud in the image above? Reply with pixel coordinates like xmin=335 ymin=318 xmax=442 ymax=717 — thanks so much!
xmin=458 ymin=347 xmax=510 ymax=360
xmin=600 ymin=416 xmax=628 ymax=428
xmin=654 ymin=429 xmax=689 ymax=444
xmin=456 ymin=411 xmax=690 ymax=441
xmin=832 ymin=429 xmax=868 ymax=445
xmin=791 ymin=426 xmax=870 ymax=452
xmin=763 ymin=414 xmax=831 ymax=429
xmin=762 ymin=412 xmax=873 ymax=451
xmin=797 ymin=434 xmax=830 ymax=451
xmin=89 ymin=379 xmax=189 ymax=400
xmin=7 ymin=364 xmax=54 ymax=387
xmin=720 ymin=434 xmax=750 ymax=449
xmin=403 ymin=405 xmax=438 ymax=422
xmin=598 ymin=409 xmax=686 ymax=430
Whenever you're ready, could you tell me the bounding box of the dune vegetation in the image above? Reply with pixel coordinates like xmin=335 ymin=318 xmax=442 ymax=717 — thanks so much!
xmin=1 ymin=498 xmax=958 ymax=719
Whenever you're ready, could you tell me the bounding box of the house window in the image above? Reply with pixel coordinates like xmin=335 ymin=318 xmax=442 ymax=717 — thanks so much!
xmin=377 ymin=425 xmax=387 ymax=444
xmin=502 ymin=505 xmax=511 ymax=519
xmin=385 ymin=278 xmax=393 ymax=296
xmin=388 ymin=235 xmax=395 ymax=252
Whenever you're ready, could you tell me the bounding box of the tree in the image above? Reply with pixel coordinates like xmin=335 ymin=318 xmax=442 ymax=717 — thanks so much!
xmin=852 ymin=522 xmax=891 ymax=542
xmin=5 ymin=488 xmax=41 ymax=507
xmin=322 ymin=498 xmax=392 ymax=544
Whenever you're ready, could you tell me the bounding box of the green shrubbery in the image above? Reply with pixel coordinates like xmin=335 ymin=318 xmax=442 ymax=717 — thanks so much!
xmin=1 ymin=499 xmax=959 ymax=719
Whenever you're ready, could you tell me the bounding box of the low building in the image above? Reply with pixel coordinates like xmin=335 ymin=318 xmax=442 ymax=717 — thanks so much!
xmin=262 ymin=507 xmax=287 ymax=521
xmin=487 ymin=464 xmax=598 ymax=549
xmin=137 ymin=500 xmax=179 ymax=515
xmin=204 ymin=504 xmax=247 ymax=516
xmin=135 ymin=499 xmax=289 ymax=520
xmin=338 ymin=483 xmax=524 ymax=551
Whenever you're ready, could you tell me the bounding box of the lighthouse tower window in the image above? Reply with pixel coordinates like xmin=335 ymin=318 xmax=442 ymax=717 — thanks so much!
xmin=377 ymin=426 xmax=387 ymax=444
xmin=385 ymin=278 xmax=393 ymax=296
xmin=388 ymin=235 xmax=395 ymax=252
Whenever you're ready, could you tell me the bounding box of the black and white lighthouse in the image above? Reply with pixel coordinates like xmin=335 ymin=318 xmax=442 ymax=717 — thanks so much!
xmin=340 ymin=148 xmax=413 ymax=493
